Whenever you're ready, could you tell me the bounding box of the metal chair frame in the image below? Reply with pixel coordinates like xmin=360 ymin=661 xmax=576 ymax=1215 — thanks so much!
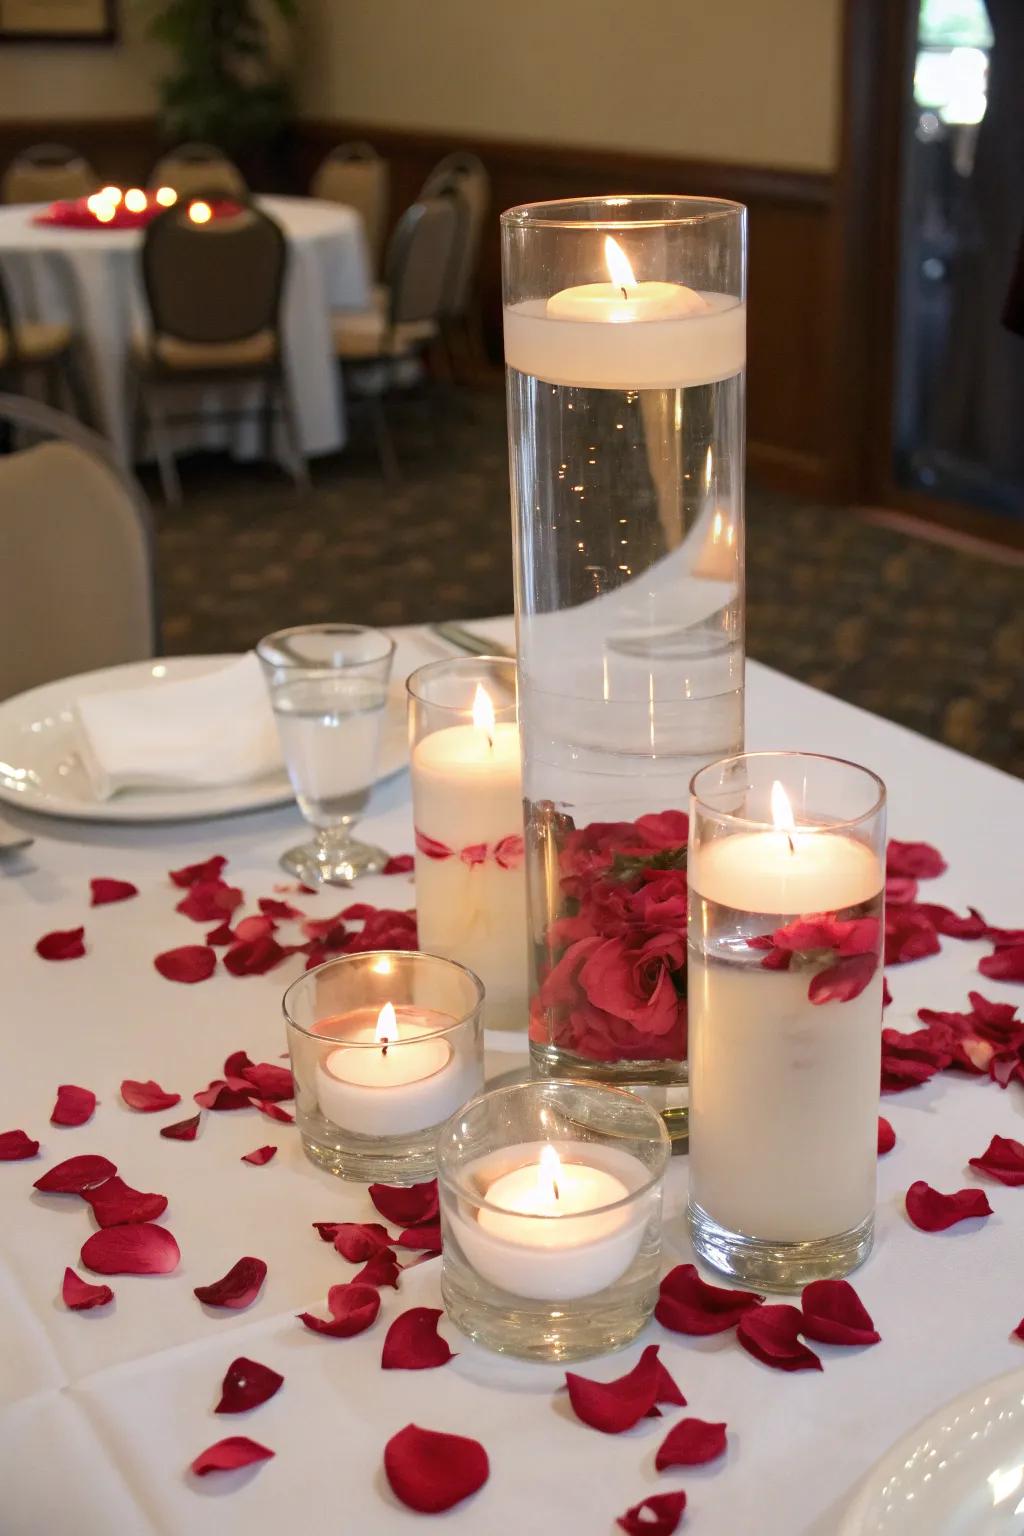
xmin=0 ymin=266 xmax=93 ymax=425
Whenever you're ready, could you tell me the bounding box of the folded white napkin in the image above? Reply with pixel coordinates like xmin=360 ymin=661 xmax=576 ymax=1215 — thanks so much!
xmin=75 ymin=653 xmax=284 ymax=800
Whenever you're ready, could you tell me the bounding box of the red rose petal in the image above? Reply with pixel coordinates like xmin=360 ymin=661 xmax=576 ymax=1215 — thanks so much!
xmin=254 ymin=1099 xmax=293 ymax=1122
xmin=275 ymin=881 xmax=316 ymax=895
xmin=160 ymin=1113 xmax=201 ymax=1141
xmin=89 ymin=877 xmax=138 ymax=906
xmin=808 ymin=952 xmax=878 ymax=1005
xmin=241 ymin=1062 xmax=293 ymax=1101
xmin=382 ymin=854 xmax=414 ymax=875
xmin=332 ymin=1222 xmax=394 ymax=1262
xmin=880 ymin=1056 xmax=938 ymax=1093
xmin=968 ymin=1135 xmax=1024 ymax=1187
xmin=906 ymin=1180 xmax=993 ymax=1231
xmin=384 ymin=1423 xmax=488 ymax=1514
xmin=190 ymin=1436 xmax=274 ymax=1477
xmin=369 ymin=1179 xmax=439 ymax=1227
xmin=233 ymin=914 xmax=276 ymax=943
xmin=215 ymin=1356 xmax=284 ymax=1414
xmin=1014 ymin=1318 xmax=1024 ymax=1343
xmin=354 ymin=1250 xmax=402 ymax=1289
xmin=886 ymin=840 xmax=947 ymax=879
xmin=259 ymin=897 xmax=304 ymax=920
xmin=241 ymin=1145 xmax=277 ymax=1166
xmin=176 ymin=879 xmax=243 ymax=922
xmin=170 ymin=854 xmax=227 ymax=888
xmin=36 ymin=928 xmax=86 ymax=961
xmin=194 ymin=1256 xmax=267 ymax=1310
xmin=655 ymin=1263 xmax=764 ymax=1336
xmin=205 ymin=922 xmax=237 ymax=947
xmin=313 ymin=1221 xmax=342 ymax=1242
xmin=154 ymin=945 xmax=217 ymax=984
xmin=194 ymin=1079 xmax=253 ymax=1111
xmin=62 ymin=1267 xmax=113 ymax=1311
xmin=655 ymin=1417 xmax=727 ymax=1469
xmin=737 ymin=1304 xmax=823 ymax=1371
xmin=617 ymin=1492 xmax=687 ymax=1536
xmin=224 ymin=1050 xmax=254 ymax=1077
xmin=800 ymin=1279 xmax=880 ymax=1346
xmin=883 ymin=976 xmax=893 ymax=1008
xmin=382 ymin=1307 xmax=454 ymax=1370
xmin=878 ymin=1117 xmax=896 ymax=1155
xmin=885 ymin=875 xmax=919 ymax=905
xmin=223 ymin=935 xmax=288 ymax=976
xmin=81 ymin=1223 xmax=180 ymax=1275
xmin=298 ymin=1282 xmax=380 ymax=1337
xmin=980 ymin=945 xmax=1024 ymax=983
xmin=566 ymin=1345 xmax=685 ymax=1433
xmin=0 ymin=1130 xmax=39 ymax=1160
xmin=393 ymin=1224 xmax=443 ymax=1255
xmin=50 ymin=1084 xmax=96 ymax=1126
xmin=120 ymin=1079 xmax=181 ymax=1113
xmin=885 ymin=907 xmax=941 ymax=966
xmin=915 ymin=903 xmax=988 ymax=939
xmin=84 ymin=1176 xmax=168 ymax=1228
xmin=300 ymin=913 xmax=348 ymax=943
xmin=34 ymin=1154 xmax=116 ymax=1193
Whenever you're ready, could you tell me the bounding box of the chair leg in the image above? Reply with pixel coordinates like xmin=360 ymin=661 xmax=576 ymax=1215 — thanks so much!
xmin=367 ymin=391 xmax=400 ymax=482
xmin=278 ymin=376 xmax=309 ymax=492
xmin=62 ymin=346 xmax=94 ymax=430
xmin=262 ymin=378 xmax=276 ymax=465
xmin=145 ymin=386 xmax=182 ymax=505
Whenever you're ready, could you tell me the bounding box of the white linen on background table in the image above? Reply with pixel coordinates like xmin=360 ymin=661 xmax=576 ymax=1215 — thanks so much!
xmin=1 ymin=621 xmax=1022 ymax=1536
xmin=0 ymin=195 xmax=370 ymax=465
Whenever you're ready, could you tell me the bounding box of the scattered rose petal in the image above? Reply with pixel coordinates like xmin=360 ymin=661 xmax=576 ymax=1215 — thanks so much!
xmin=369 ymin=1180 xmax=439 ymax=1227
xmin=215 ymin=1356 xmax=284 ymax=1414
xmin=154 ymin=945 xmax=217 ymax=984
xmin=800 ymin=1280 xmax=880 ymax=1346
xmin=223 ymin=936 xmax=288 ymax=976
xmin=275 ymin=881 xmax=316 ymax=895
xmin=84 ymin=1176 xmax=168 ymax=1228
xmin=62 ymin=1267 xmax=113 ymax=1311
xmin=50 ymin=1084 xmax=96 ymax=1126
xmin=968 ymin=1135 xmax=1024 ymax=1187
xmin=655 ymin=1263 xmax=764 ymax=1336
xmin=120 ymin=1079 xmax=181 ymax=1113
xmin=617 ymin=1491 xmax=688 ymax=1536
xmin=880 ymin=1055 xmax=939 ymax=1093
xmin=0 ymin=1130 xmax=39 ymax=1161
xmin=89 ymin=877 xmax=138 ymax=906
xmin=885 ymin=875 xmax=919 ymax=905
xmin=170 ymin=854 xmax=227 ymax=888
xmin=233 ymin=914 xmax=277 ymax=943
xmin=300 ymin=913 xmax=348 ymax=943
xmin=34 ymin=1154 xmax=116 ymax=1193
xmin=566 ymin=1345 xmax=685 ymax=1433
xmin=241 ymin=1063 xmax=293 ymax=1101
xmin=161 ymin=1113 xmax=201 ymax=1141
xmin=206 ymin=921 xmax=237 ymax=947
xmin=1014 ymin=1317 xmax=1024 ymax=1343
xmin=655 ymin=1417 xmax=727 ymax=1469
xmin=883 ymin=976 xmax=893 ymax=1008
xmin=298 ymin=1283 xmax=380 ymax=1337
xmin=259 ymin=897 xmax=304 ymax=920
xmin=980 ymin=945 xmax=1024 ymax=983
xmin=384 ymin=1424 xmax=489 ymax=1514
xmin=737 ymin=1304 xmax=823 ymax=1371
xmin=254 ymin=1099 xmax=293 ymax=1122
xmin=190 ymin=1437 xmax=274 ymax=1477
xmin=354 ymin=1250 xmax=402 ymax=1289
xmin=194 ymin=1256 xmax=267 ymax=1310
xmin=194 ymin=1080 xmax=253 ymax=1111
xmin=906 ymin=1180 xmax=993 ymax=1231
xmin=36 ymin=928 xmax=86 ymax=961
xmin=886 ymin=840 xmax=947 ymax=878
xmin=393 ymin=1224 xmax=443 ymax=1255
xmin=175 ymin=878 xmax=243 ymax=923
xmin=878 ymin=1117 xmax=896 ymax=1155
xmin=224 ymin=1050 xmax=254 ymax=1077
xmin=885 ymin=907 xmax=941 ymax=966
xmin=332 ymin=1222 xmax=394 ymax=1262
xmin=915 ymin=903 xmax=988 ymax=939
xmin=241 ymin=1145 xmax=277 ymax=1166
xmin=313 ymin=1222 xmax=343 ymax=1242
xmin=382 ymin=1308 xmax=454 ymax=1370
xmin=81 ymin=1223 xmax=179 ymax=1275
xmin=382 ymin=855 xmax=414 ymax=875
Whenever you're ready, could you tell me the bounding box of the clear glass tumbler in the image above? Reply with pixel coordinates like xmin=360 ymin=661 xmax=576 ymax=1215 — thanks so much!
xmin=257 ymin=623 xmax=395 ymax=885
xmin=687 ymin=752 xmax=887 ymax=1290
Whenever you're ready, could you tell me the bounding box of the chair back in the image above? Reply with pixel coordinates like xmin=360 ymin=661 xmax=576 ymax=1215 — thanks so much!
xmin=384 ymin=197 xmax=460 ymax=328
xmin=418 ymin=151 xmax=489 ymax=315
xmin=311 ymin=142 xmax=389 ymax=270
xmin=151 ymin=144 xmax=247 ymax=200
xmin=0 ymin=266 xmax=21 ymax=368
xmin=2 ymin=144 xmax=97 ymax=204
xmin=0 ymin=394 xmax=156 ymax=699
xmin=141 ymin=200 xmax=286 ymax=346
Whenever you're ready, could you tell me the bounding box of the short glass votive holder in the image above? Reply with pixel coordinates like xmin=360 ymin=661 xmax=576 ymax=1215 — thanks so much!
xmin=687 ymin=751 xmax=887 ymax=1291
xmin=437 ymin=1078 xmax=670 ymax=1362
xmin=283 ymin=950 xmax=485 ymax=1184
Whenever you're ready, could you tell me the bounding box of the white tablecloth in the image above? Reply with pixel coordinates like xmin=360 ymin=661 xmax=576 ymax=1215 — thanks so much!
xmin=0 ymin=195 xmax=370 ymax=463
xmin=1 ymin=624 xmax=1022 ymax=1536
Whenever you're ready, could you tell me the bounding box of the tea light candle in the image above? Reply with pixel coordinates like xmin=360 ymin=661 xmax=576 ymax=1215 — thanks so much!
xmin=314 ymin=1002 xmax=473 ymax=1137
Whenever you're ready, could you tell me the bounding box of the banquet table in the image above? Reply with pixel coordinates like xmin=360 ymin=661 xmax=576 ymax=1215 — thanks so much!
xmin=1 ymin=620 xmax=1022 ymax=1536
xmin=0 ymin=194 xmax=370 ymax=464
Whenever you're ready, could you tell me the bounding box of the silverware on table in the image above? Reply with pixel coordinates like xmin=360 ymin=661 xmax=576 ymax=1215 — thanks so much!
xmin=0 ymin=814 xmax=33 ymax=854
xmin=429 ymin=622 xmax=514 ymax=658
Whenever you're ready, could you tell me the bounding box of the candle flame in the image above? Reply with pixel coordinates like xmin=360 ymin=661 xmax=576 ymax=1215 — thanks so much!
xmin=604 ymin=235 xmax=636 ymax=293
xmin=189 ymin=199 xmax=212 ymax=225
xmin=375 ymin=1001 xmax=398 ymax=1051
xmin=540 ymin=1143 xmax=561 ymax=1203
xmin=155 ymin=185 xmax=177 ymax=207
xmin=124 ymin=188 xmax=147 ymax=214
xmin=771 ymin=780 xmax=797 ymax=853
xmin=472 ymin=683 xmax=495 ymax=745
xmin=100 ymin=185 xmax=122 ymax=205
xmin=95 ymin=204 xmax=115 ymax=224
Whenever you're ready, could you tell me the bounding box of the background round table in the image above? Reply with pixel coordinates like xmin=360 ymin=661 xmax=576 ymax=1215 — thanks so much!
xmin=0 ymin=194 xmax=371 ymax=465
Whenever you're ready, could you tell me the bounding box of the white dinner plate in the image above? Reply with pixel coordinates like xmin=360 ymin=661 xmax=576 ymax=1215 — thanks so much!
xmin=839 ymin=1367 xmax=1024 ymax=1535
xmin=0 ymin=653 xmax=411 ymax=824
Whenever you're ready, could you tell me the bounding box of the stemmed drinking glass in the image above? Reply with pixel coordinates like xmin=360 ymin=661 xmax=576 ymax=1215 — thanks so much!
xmin=257 ymin=624 xmax=396 ymax=885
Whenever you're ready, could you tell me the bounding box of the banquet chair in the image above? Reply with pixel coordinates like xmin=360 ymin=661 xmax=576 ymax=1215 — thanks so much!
xmin=311 ymin=142 xmax=389 ymax=275
xmin=2 ymin=144 xmax=97 ymax=205
xmin=134 ymin=196 xmax=306 ymax=504
xmin=332 ymin=196 xmax=459 ymax=478
xmin=0 ymin=266 xmax=92 ymax=425
xmin=150 ymin=144 xmax=247 ymax=200
xmin=418 ymin=151 xmax=490 ymax=374
xmin=0 ymin=394 xmax=156 ymax=700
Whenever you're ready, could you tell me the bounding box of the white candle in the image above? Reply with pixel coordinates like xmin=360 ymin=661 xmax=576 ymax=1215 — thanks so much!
xmin=411 ymin=686 xmax=528 ymax=1032
xmin=314 ymin=1003 xmax=475 ymax=1136
xmin=688 ymin=784 xmax=884 ymax=1243
xmin=452 ymin=1140 xmax=652 ymax=1301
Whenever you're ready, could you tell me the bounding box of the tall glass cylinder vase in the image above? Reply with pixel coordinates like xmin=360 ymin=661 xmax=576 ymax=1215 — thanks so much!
xmin=502 ymin=196 xmax=747 ymax=1133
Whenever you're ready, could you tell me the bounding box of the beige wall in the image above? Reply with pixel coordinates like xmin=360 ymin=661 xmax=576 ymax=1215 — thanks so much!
xmin=295 ymin=0 xmax=843 ymax=172
xmin=0 ymin=5 xmax=163 ymax=119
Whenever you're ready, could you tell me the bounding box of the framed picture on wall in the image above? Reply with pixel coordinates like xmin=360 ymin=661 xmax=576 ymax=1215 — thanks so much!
xmin=0 ymin=0 xmax=117 ymax=42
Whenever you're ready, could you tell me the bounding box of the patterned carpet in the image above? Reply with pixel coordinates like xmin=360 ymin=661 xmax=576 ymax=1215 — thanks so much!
xmin=151 ymin=389 xmax=1024 ymax=778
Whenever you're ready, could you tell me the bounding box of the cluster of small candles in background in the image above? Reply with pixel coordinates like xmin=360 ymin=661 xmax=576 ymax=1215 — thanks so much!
xmin=83 ymin=184 xmax=213 ymax=225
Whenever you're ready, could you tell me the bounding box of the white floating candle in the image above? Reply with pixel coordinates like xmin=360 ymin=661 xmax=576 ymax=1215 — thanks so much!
xmin=314 ymin=1002 xmax=474 ymax=1137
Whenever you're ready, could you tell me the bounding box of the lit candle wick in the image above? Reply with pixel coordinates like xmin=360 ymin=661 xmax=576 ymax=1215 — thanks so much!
xmin=540 ymin=1144 xmax=562 ymax=1205
xmin=770 ymin=779 xmax=797 ymax=856
xmin=375 ymin=1000 xmax=398 ymax=1059
xmin=472 ymin=683 xmax=496 ymax=751
xmin=620 ymin=286 xmax=628 ymax=302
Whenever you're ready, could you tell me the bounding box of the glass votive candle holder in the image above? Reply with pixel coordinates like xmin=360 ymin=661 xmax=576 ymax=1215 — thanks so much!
xmin=283 ymin=950 xmax=485 ymax=1183
xmin=407 ymin=655 xmax=528 ymax=1033
xmin=437 ymin=1078 xmax=670 ymax=1361
xmin=687 ymin=751 xmax=887 ymax=1291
